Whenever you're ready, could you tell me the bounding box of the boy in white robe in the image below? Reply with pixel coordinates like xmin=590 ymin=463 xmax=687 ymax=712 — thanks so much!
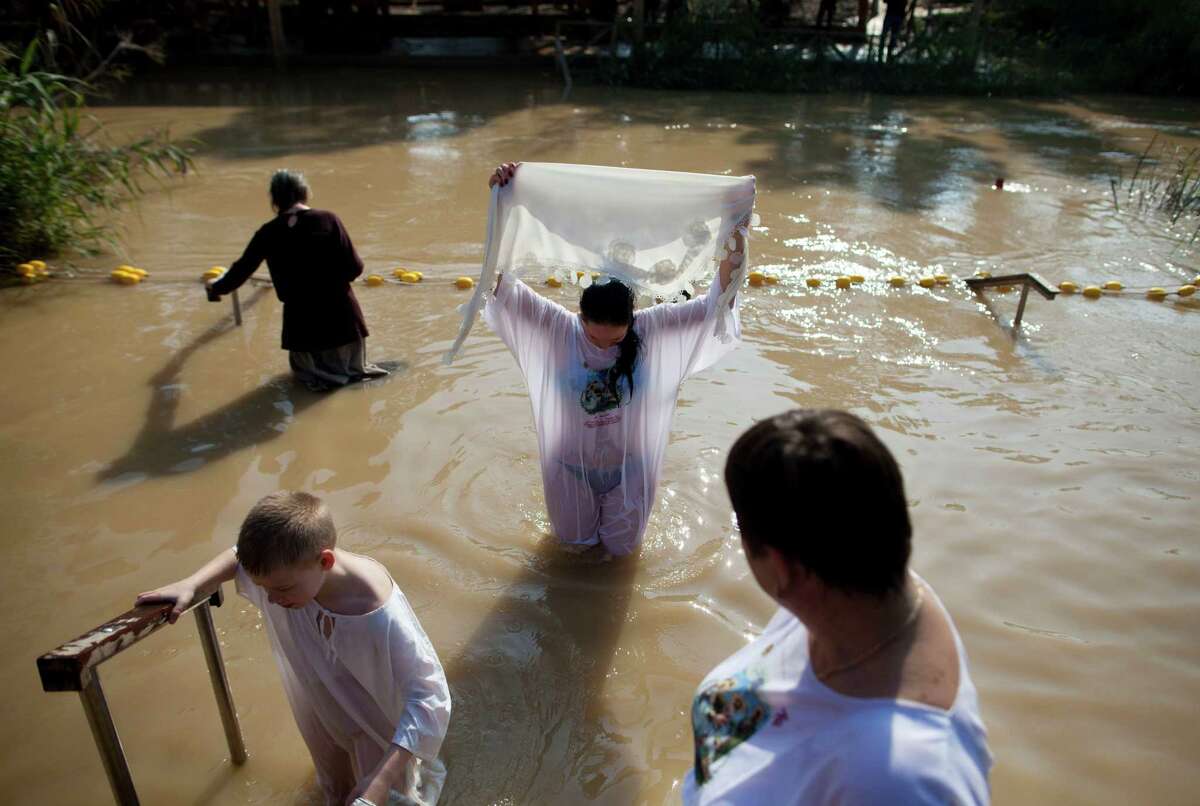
xmin=137 ymin=491 xmax=451 ymax=806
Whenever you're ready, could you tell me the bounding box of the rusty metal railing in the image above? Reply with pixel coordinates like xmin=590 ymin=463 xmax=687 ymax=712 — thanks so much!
xmin=965 ymin=272 xmax=1059 ymax=329
xmin=37 ymin=586 xmax=247 ymax=805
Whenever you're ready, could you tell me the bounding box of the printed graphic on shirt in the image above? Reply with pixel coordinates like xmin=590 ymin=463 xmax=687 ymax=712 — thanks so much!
xmin=692 ymin=670 xmax=772 ymax=786
xmin=580 ymin=368 xmax=625 ymax=415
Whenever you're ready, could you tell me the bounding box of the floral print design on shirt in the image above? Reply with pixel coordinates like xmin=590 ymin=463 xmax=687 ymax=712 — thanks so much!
xmin=692 ymin=670 xmax=772 ymax=785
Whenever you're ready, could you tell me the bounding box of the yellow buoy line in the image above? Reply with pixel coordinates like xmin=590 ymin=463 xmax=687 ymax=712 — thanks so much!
xmin=747 ymin=268 xmax=1200 ymax=303
xmin=1055 ymin=276 xmax=1200 ymax=300
xmin=16 ymin=260 xmax=1200 ymax=306
xmin=14 ymin=260 xmax=51 ymax=283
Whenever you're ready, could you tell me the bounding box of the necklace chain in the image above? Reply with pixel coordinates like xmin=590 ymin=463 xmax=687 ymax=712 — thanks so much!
xmin=813 ymin=581 xmax=925 ymax=681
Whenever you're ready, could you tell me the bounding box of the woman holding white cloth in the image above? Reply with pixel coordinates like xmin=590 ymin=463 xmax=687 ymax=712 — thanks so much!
xmin=483 ymin=161 xmax=752 ymax=556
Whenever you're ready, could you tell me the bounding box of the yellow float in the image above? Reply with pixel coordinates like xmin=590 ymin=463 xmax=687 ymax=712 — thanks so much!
xmin=974 ymin=270 xmax=991 ymax=279
xmin=1146 ymin=287 xmax=1168 ymax=300
xmin=398 ymin=272 xmax=421 ymax=284
xmin=918 ymin=277 xmax=936 ymax=288
xmin=1082 ymin=285 xmax=1102 ymax=298
xmin=764 ymin=275 xmax=779 ymax=285
xmin=934 ymin=274 xmax=951 ymax=285
xmin=806 ymin=278 xmax=821 ymax=288
xmin=203 ymin=266 xmax=225 ymax=281
xmin=849 ymin=274 xmax=865 ymax=284
xmin=111 ymin=269 xmax=141 ymax=285
xmin=748 ymin=271 xmax=765 ymax=287
xmin=1102 ymin=280 xmax=1123 ymax=291
xmin=835 ymin=276 xmax=851 ymax=289
xmin=888 ymin=276 xmax=907 ymax=287
xmin=17 ymin=263 xmax=37 ymax=278
xmin=546 ymin=277 xmax=563 ymax=288
xmin=1058 ymin=281 xmax=1078 ymax=294
xmin=365 ymin=274 xmax=385 ymax=287
xmin=455 ymin=276 xmax=475 ymax=290
xmin=1177 ymin=285 xmax=1195 ymax=297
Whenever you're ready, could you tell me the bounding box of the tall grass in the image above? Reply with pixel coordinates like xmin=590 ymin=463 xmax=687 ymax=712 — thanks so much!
xmin=1113 ymin=137 xmax=1200 ymax=243
xmin=0 ymin=41 xmax=192 ymax=272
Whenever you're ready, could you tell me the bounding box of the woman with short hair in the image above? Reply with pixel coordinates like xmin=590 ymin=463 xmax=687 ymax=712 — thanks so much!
xmin=685 ymin=409 xmax=992 ymax=804
xmin=208 ymin=169 xmax=387 ymax=391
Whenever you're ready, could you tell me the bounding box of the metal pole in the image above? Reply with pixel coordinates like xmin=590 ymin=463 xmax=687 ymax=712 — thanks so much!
xmin=267 ymin=0 xmax=287 ymax=70
xmin=194 ymin=603 xmax=248 ymax=765
xmin=554 ymin=32 xmax=573 ymax=92
xmin=231 ymin=289 xmax=243 ymax=327
xmin=1013 ymin=282 xmax=1031 ymax=328
xmin=79 ymin=671 xmax=139 ymax=806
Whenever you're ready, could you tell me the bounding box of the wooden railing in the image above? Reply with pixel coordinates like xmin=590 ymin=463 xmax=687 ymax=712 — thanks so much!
xmin=37 ymin=586 xmax=246 ymax=806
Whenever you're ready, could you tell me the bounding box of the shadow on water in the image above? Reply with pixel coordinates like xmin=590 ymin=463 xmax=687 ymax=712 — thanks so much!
xmin=440 ymin=541 xmax=640 ymax=804
xmin=97 ymin=286 xmax=407 ymax=482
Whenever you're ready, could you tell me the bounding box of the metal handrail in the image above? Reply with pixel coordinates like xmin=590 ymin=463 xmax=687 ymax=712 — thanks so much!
xmin=37 ymin=586 xmax=247 ymax=806
xmin=965 ymin=272 xmax=1059 ymax=328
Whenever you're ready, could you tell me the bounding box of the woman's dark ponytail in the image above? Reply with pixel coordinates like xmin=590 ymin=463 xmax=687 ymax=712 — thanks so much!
xmin=611 ymin=328 xmax=640 ymax=402
xmin=580 ymin=279 xmax=640 ymax=402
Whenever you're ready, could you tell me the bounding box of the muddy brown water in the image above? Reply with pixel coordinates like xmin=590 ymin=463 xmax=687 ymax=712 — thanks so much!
xmin=1 ymin=69 xmax=1197 ymax=805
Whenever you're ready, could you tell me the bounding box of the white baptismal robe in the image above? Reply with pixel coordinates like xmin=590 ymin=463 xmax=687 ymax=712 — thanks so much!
xmin=235 ymin=562 xmax=451 ymax=805
xmin=484 ymin=274 xmax=740 ymax=554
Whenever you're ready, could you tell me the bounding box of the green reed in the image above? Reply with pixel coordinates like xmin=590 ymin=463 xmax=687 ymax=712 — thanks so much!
xmin=0 ymin=41 xmax=192 ymax=273
xmin=1113 ymin=136 xmax=1200 ymax=242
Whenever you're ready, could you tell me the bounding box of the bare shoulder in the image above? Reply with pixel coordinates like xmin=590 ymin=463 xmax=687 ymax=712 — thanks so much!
xmin=898 ymin=584 xmax=961 ymax=711
xmin=340 ymin=554 xmax=396 ymax=615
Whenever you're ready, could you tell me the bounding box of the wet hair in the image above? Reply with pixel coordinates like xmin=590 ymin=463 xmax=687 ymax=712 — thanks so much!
xmin=580 ymin=279 xmax=640 ymax=401
xmin=724 ymin=409 xmax=911 ymax=598
xmin=236 ymin=491 xmax=336 ymax=576
xmin=269 ymin=169 xmax=309 ymax=211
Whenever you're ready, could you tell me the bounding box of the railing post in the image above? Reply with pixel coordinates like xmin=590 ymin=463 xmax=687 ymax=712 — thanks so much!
xmin=79 ymin=671 xmax=139 ymax=806
xmin=1013 ymin=281 xmax=1032 ymax=328
xmin=195 ymin=601 xmax=248 ymax=765
xmin=231 ymin=289 xmax=243 ymax=326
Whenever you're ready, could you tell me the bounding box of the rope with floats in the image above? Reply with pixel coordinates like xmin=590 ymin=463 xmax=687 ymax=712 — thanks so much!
xmin=13 ymin=259 xmax=1199 ymax=304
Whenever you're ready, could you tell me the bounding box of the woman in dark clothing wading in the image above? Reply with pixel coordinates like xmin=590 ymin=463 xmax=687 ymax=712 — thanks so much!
xmin=207 ymin=169 xmax=388 ymax=391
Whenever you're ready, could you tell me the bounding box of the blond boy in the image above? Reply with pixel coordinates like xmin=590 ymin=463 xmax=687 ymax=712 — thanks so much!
xmin=138 ymin=491 xmax=450 ymax=806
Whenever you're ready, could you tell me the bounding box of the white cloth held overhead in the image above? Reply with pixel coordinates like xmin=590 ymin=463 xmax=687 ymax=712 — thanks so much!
xmin=444 ymin=162 xmax=757 ymax=364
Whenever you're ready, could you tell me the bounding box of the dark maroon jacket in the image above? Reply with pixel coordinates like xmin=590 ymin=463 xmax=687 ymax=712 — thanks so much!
xmin=211 ymin=208 xmax=369 ymax=352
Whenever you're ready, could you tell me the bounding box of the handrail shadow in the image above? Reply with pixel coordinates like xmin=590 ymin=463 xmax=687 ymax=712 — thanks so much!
xmin=439 ymin=540 xmax=639 ymax=803
xmin=97 ymin=286 xmax=316 ymax=482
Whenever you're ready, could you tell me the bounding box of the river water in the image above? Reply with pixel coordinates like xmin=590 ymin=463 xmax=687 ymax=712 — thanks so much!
xmin=1 ymin=68 xmax=1197 ymax=805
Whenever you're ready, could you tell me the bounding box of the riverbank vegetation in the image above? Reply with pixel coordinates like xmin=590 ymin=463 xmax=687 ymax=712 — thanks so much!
xmin=600 ymin=0 xmax=1199 ymax=96
xmin=0 ymin=33 xmax=191 ymax=275
xmin=1112 ymin=139 xmax=1200 ymax=244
